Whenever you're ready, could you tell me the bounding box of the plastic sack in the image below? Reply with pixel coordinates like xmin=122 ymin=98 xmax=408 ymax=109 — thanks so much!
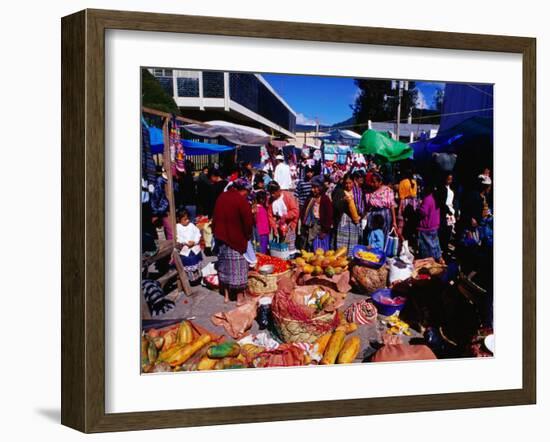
xmin=388 ymin=257 xmax=414 ymax=285
xmin=388 ymin=240 xmax=415 ymax=284
xmin=384 ymin=227 xmax=399 ymax=258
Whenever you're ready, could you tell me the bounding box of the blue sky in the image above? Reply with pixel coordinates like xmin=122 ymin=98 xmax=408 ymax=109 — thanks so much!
xmin=262 ymin=73 xmax=444 ymax=127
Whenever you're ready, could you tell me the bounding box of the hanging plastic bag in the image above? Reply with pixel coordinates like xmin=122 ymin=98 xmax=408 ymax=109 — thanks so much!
xmin=384 ymin=227 xmax=399 ymax=258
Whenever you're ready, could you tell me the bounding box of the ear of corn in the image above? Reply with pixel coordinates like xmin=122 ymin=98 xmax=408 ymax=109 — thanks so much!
xmin=158 ymin=343 xmax=185 ymax=361
xmin=176 ymin=320 xmax=193 ymax=345
xmin=161 ymin=330 xmax=177 ymax=352
xmin=166 ymin=334 xmax=212 ymax=367
xmin=321 ymin=330 xmax=346 ymax=364
xmin=147 ymin=339 xmax=158 ymax=364
xmin=337 ymin=336 xmax=361 ymax=364
xmin=197 ymin=355 xmax=218 ymax=371
xmin=315 ymin=332 xmax=333 ymax=356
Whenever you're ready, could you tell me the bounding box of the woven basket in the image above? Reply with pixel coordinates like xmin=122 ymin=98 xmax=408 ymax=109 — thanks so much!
xmin=248 ymin=269 xmax=291 ymax=296
xmin=272 ymin=310 xmax=338 ymax=343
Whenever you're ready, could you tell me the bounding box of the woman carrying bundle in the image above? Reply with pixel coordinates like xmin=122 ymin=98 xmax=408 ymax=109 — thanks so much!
xmin=332 ymin=173 xmax=362 ymax=257
xmin=364 ymin=172 xmax=398 ymax=241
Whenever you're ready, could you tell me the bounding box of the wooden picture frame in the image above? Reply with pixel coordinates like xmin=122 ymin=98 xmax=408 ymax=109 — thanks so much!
xmin=61 ymin=8 xmax=536 ymax=433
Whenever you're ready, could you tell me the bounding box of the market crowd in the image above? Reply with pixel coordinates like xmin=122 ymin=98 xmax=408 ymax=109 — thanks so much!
xmin=144 ymin=150 xmax=493 ymax=304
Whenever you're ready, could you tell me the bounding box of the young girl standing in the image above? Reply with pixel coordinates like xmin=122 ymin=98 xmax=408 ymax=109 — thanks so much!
xmin=254 ymin=190 xmax=270 ymax=254
xmin=176 ymin=209 xmax=203 ymax=286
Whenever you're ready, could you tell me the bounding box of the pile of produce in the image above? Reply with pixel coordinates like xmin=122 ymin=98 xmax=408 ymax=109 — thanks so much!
xmin=315 ymin=322 xmax=362 ymax=364
xmin=293 ymin=247 xmax=349 ymax=277
xmin=382 ymin=313 xmax=412 ymax=336
xmin=141 ymin=320 xmax=214 ymax=373
xmin=356 ymin=250 xmax=381 ymax=263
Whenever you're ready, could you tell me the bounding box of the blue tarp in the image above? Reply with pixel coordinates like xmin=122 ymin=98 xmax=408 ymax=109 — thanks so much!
xmin=180 ymin=139 xmax=235 ymax=156
xmin=439 ymin=83 xmax=493 ymax=132
xmin=147 ymin=126 xmax=235 ymax=155
xmin=149 ymin=127 xmax=164 ymax=154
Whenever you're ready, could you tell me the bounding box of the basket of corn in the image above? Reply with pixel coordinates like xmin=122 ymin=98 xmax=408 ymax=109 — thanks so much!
xmin=352 ymin=245 xmax=386 ymax=269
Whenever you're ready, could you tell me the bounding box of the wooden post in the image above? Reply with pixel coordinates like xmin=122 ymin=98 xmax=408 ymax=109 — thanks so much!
xmin=162 ymin=117 xmax=177 ymax=244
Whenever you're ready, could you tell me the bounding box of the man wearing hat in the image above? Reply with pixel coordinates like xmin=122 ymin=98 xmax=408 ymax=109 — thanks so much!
xmin=273 ymin=153 xmax=292 ymax=191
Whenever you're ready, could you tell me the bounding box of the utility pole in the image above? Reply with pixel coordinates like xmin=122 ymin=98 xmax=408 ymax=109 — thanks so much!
xmin=391 ymin=80 xmax=408 ymax=141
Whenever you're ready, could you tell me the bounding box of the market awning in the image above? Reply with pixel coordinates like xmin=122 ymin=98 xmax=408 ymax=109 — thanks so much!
xmin=315 ymin=129 xmax=361 ymax=146
xmin=354 ymin=129 xmax=413 ymax=162
xmin=183 ymin=120 xmax=272 ymax=146
xmin=181 ymin=140 xmax=235 ymax=156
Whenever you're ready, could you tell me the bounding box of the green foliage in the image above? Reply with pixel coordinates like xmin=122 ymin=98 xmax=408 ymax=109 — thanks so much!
xmin=141 ymin=69 xmax=180 ymax=115
xmin=351 ymin=79 xmax=418 ymax=132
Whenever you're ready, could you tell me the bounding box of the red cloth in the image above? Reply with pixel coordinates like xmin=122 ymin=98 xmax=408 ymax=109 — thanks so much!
xmin=212 ymin=188 xmax=254 ymax=253
xmin=268 ymin=191 xmax=299 ymax=232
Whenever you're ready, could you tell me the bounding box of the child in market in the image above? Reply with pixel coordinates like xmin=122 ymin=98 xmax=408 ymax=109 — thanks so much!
xmin=367 ymin=214 xmax=385 ymax=250
xmin=176 ymin=209 xmax=203 ymax=286
xmin=254 ymin=190 xmax=270 ymax=254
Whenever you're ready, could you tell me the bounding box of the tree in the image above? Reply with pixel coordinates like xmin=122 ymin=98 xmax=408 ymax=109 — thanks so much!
xmin=141 ymin=69 xmax=180 ymax=115
xmin=351 ymin=79 xmax=418 ymax=133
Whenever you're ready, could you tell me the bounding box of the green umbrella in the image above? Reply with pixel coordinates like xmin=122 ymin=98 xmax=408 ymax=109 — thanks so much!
xmin=354 ymin=129 xmax=413 ymax=162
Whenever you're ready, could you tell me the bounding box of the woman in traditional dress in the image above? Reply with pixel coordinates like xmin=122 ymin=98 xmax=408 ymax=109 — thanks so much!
xmin=332 ymin=173 xmax=362 ymax=257
xmin=267 ymin=180 xmax=300 ymax=257
xmin=364 ymin=172 xmax=398 ymax=240
xmin=417 ymin=183 xmax=444 ymax=264
xmin=397 ymin=166 xmax=419 ymax=243
xmin=212 ymin=179 xmax=254 ymax=304
xmin=301 ymin=176 xmax=333 ymax=251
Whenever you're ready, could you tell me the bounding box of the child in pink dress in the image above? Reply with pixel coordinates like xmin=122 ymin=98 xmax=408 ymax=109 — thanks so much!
xmin=255 ymin=191 xmax=270 ymax=254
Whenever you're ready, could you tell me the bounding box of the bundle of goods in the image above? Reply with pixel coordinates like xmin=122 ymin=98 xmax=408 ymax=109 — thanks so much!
xmin=344 ymin=300 xmax=378 ymax=325
xmin=413 ymin=257 xmax=447 ymax=279
xmin=248 ymin=254 xmax=292 ymax=296
xmin=269 ymin=239 xmax=290 ymax=260
xmin=351 ymin=264 xmax=388 ymax=294
xmin=352 ymin=245 xmax=386 ymax=269
xmin=271 ymin=285 xmax=345 ymax=343
xmin=141 ymin=320 xmax=219 ymax=373
xmin=370 ymin=344 xmax=436 ymax=363
xmin=371 ymin=288 xmax=407 ymax=317
xmin=293 ymin=247 xmax=349 ymax=277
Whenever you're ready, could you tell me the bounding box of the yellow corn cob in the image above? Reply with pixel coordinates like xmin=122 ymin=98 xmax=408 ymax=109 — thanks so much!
xmin=321 ymin=330 xmax=346 ymax=365
xmin=166 ymin=335 xmax=212 ymax=367
xmin=158 ymin=343 xmax=185 ymax=361
xmin=315 ymin=332 xmax=333 ymax=356
xmin=337 ymin=336 xmax=361 ymax=364
xmin=197 ymin=355 xmax=218 ymax=371
xmin=176 ymin=320 xmax=193 ymax=345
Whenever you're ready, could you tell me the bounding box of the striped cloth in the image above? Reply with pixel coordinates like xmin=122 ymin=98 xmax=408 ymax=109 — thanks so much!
xmin=294 ymin=179 xmax=313 ymax=208
xmin=217 ymin=243 xmax=249 ymax=290
xmin=352 ymin=184 xmax=365 ymax=217
xmin=335 ymin=213 xmax=362 ymax=257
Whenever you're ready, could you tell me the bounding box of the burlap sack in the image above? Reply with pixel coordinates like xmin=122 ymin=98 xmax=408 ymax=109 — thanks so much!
xmin=351 ymin=264 xmax=389 ymax=294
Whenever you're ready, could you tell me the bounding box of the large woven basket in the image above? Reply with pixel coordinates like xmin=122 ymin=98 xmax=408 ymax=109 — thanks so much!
xmin=248 ymin=269 xmax=291 ymax=296
xmin=272 ymin=310 xmax=338 ymax=344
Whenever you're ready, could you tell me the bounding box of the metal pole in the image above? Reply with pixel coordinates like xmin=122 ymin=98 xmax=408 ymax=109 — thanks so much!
xmin=396 ymin=87 xmax=402 ymax=141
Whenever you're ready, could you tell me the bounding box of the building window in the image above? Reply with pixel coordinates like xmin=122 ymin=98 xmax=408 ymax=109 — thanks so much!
xmin=177 ymin=77 xmax=199 ymax=97
xmin=203 ymin=71 xmax=224 ymax=98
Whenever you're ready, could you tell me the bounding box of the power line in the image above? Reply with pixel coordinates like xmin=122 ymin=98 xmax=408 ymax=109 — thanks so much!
xmin=320 ymin=107 xmax=493 ymax=132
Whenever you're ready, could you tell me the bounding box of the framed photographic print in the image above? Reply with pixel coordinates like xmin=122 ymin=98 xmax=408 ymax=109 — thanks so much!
xmin=61 ymin=9 xmax=536 ymax=433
